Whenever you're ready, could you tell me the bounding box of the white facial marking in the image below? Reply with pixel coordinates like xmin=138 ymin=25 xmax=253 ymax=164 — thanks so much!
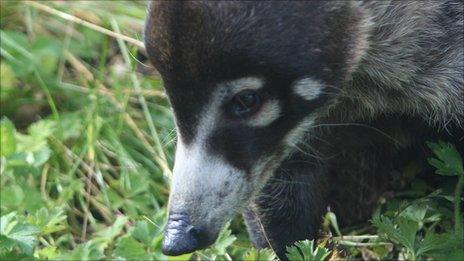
xmin=227 ymin=77 xmax=264 ymax=93
xmin=284 ymin=116 xmax=316 ymax=148
xmin=293 ymin=78 xmax=324 ymax=101
xmin=168 ymin=77 xmax=271 ymax=226
xmin=193 ymin=77 xmax=265 ymax=141
xmin=224 ymin=77 xmax=280 ymax=127
xmin=172 ymin=138 xmax=242 ymax=198
xmin=248 ymin=99 xmax=281 ymax=127
xmin=170 ymin=137 xmax=246 ymax=221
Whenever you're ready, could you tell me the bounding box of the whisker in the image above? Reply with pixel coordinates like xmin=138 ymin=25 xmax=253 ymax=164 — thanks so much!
xmin=128 ymin=50 xmax=157 ymax=69
xmin=308 ymin=122 xmax=401 ymax=146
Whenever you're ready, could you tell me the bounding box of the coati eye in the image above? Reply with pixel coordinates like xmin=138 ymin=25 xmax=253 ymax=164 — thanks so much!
xmin=229 ymin=90 xmax=262 ymax=118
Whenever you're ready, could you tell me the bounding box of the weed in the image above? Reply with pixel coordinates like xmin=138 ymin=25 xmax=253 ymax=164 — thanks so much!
xmin=1 ymin=2 xmax=461 ymax=260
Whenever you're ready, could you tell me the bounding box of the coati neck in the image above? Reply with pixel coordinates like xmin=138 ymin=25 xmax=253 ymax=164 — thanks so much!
xmin=336 ymin=0 xmax=464 ymax=127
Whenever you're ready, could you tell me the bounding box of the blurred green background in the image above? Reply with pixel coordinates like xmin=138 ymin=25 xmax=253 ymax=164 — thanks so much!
xmin=0 ymin=1 xmax=462 ymax=260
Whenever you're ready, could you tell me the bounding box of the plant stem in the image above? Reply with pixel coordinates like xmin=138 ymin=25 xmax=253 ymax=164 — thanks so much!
xmin=25 ymin=1 xmax=145 ymax=49
xmin=455 ymin=174 xmax=463 ymax=247
xmin=110 ymin=18 xmax=172 ymax=178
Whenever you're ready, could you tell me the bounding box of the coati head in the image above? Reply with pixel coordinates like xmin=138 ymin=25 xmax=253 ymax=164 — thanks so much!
xmin=144 ymin=1 xmax=369 ymax=255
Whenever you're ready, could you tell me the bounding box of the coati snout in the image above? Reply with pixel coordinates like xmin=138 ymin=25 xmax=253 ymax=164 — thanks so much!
xmin=144 ymin=0 xmax=464 ymax=258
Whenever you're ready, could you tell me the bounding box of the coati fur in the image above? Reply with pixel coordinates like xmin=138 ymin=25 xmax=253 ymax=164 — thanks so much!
xmin=144 ymin=0 xmax=463 ymax=259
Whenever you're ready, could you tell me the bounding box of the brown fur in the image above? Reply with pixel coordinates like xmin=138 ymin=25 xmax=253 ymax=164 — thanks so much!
xmin=144 ymin=1 xmax=463 ymax=259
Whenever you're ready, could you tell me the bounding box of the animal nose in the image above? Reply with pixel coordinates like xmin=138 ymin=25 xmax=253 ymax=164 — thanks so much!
xmin=162 ymin=213 xmax=210 ymax=256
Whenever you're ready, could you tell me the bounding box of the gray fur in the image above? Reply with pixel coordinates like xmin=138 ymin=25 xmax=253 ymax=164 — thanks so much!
xmin=329 ymin=0 xmax=464 ymax=127
xmin=144 ymin=0 xmax=463 ymax=259
xmin=248 ymin=1 xmax=464 ymax=258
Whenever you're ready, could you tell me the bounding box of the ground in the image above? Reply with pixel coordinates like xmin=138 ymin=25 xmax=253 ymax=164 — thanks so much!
xmin=0 ymin=1 xmax=462 ymax=260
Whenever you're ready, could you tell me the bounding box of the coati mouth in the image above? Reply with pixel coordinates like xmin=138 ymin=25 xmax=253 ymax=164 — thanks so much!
xmin=161 ymin=155 xmax=284 ymax=256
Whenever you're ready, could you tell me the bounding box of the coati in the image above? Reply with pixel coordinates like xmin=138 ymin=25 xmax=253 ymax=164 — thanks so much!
xmin=144 ymin=1 xmax=463 ymax=259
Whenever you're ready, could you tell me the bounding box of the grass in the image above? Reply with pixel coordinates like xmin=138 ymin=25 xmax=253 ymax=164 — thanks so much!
xmin=1 ymin=1 xmax=463 ymax=260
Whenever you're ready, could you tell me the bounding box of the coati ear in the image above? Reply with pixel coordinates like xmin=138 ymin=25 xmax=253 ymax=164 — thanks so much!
xmin=343 ymin=1 xmax=373 ymax=78
xmin=316 ymin=1 xmax=373 ymax=82
xmin=358 ymin=0 xmax=376 ymax=6
xmin=144 ymin=1 xmax=170 ymax=71
xmin=144 ymin=1 xmax=178 ymax=74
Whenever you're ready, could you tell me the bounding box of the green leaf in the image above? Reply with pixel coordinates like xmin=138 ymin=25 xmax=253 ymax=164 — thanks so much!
xmin=130 ymin=221 xmax=152 ymax=246
xmin=92 ymin=215 xmax=128 ymax=247
xmin=400 ymin=202 xmax=428 ymax=223
xmin=210 ymin=223 xmax=237 ymax=256
xmin=0 ymin=234 xmax=18 ymax=250
xmin=95 ymin=215 xmax=128 ymax=239
xmin=429 ymin=249 xmax=464 ymax=261
xmin=422 ymin=233 xmax=464 ymax=260
xmin=0 ymin=250 xmax=36 ymax=261
xmin=372 ymin=215 xmax=420 ymax=258
xmin=416 ymin=232 xmax=451 ymax=257
xmin=130 ymin=217 xmax=166 ymax=249
xmin=0 ymin=185 xmax=24 ymax=210
xmin=286 ymin=240 xmax=331 ymax=261
xmin=0 ymin=212 xmax=17 ymax=235
xmin=30 ymin=147 xmax=51 ymax=168
xmin=114 ymin=236 xmax=151 ymax=260
xmin=243 ymin=248 xmax=277 ymax=261
xmin=57 ymin=242 xmax=105 ymax=261
xmin=27 ymin=120 xmax=56 ymax=142
xmin=16 ymin=120 xmax=55 ymax=154
xmin=37 ymin=246 xmax=60 ymax=260
xmin=0 ymin=223 xmax=40 ymax=255
xmin=0 ymin=118 xmax=16 ymax=157
xmin=57 ymin=112 xmax=84 ymax=140
xmin=167 ymin=253 xmax=192 ymax=261
xmin=0 ymin=62 xmax=18 ymax=89
xmin=197 ymin=223 xmax=236 ymax=259
xmin=427 ymin=141 xmax=464 ymax=176
xmin=397 ymin=218 xmax=420 ymax=250
xmin=27 ymin=208 xmax=67 ymax=235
